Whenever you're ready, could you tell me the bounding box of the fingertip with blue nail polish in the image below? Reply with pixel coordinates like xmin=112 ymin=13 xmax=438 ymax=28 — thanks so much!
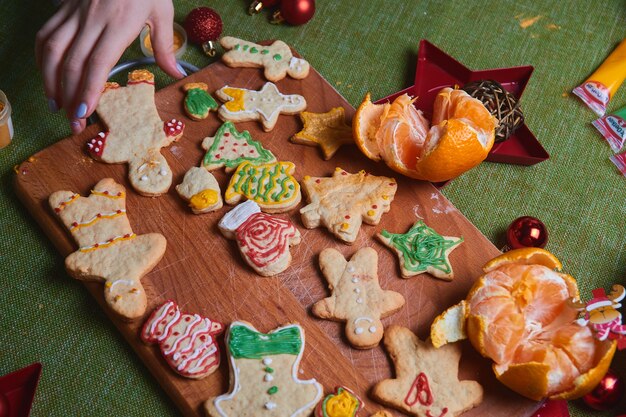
xmin=75 ymin=102 xmax=88 ymax=119
xmin=47 ymin=98 xmax=58 ymax=113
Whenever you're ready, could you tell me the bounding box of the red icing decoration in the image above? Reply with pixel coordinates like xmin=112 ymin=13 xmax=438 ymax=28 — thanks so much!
xmin=405 ymin=373 xmax=434 ymax=407
xmin=141 ymin=300 xmax=224 ymax=379
xmin=86 ymin=131 xmax=108 ymax=158
xmin=426 ymin=410 xmax=448 ymax=417
xmin=164 ymin=119 xmax=185 ymax=138
xmin=236 ymin=213 xmax=298 ymax=268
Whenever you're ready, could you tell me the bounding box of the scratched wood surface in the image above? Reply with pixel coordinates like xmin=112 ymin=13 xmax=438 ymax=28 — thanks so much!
xmin=14 ymin=52 xmax=539 ymax=417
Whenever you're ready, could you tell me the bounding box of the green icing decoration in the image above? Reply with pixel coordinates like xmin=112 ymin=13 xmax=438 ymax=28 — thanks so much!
xmin=380 ymin=221 xmax=463 ymax=275
xmin=261 ymin=49 xmax=270 ymax=55
xmin=229 ymin=324 xmax=303 ymax=359
xmin=229 ymin=162 xmax=299 ymax=204
xmin=202 ymin=122 xmax=275 ymax=169
xmin=273 ymin=54 xmax=282 ymax=61
xmin=264 ymin=367 xmax=274 ymax=373
xmin=268 ymin=386 xmax=278 ymax=395
xmin=243 ymin=45 xmax=249 ymax=51
xmin=250 ymin=47 xmax=259 ymax=53
xmin=185 ymin=88 xmax=218 ymax=117
xmin=234 ymin=44 xmax=240 ymax=50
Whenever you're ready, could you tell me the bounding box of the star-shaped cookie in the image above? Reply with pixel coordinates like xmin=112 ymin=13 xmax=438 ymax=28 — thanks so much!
xmin=377 ymin=220 xmax=463 ymax=281
xmin=216 ymin=82 xmax=307 ymax=132
xmin=312 ymin=247 xmax=405 ymax=349
xmin=291 ymin=107 xmax=354 ymax=160
xmin=300 ymin=168 xmax=397 ymax=244
xmin=372 ymin=326 xmax=483 ymax=417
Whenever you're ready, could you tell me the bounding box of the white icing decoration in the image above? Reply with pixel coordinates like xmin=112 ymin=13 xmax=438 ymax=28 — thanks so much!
xmin=213 ymin=321 xmax=322 ymax=417
xmin=148 ymin=301 xmax=174 ymax=335
xmin=94 ymin=147 xmax=100 ymax=153
xmin=263 ymin=358 xmax=272 ymax=366
xmin=72 ymin=210 xmax=126 ymax=229
xmin=159 ymin=168 xmax=168 ymax=176
xmin=356 ymin=298 xmax=363 ymax=304
xmin=107 ymin=278 xmax=137 ymax=291
xmin=265 ymin=402 xmax=277 ymax=410
xmin=98 ymin=132 xmax=105 ymax=138
xmin=351 ymin=277 xmax=359 ymax=283
xmin=140 ymin=175 xmax=148 ymax=181
xmin=354 ymin=327 xmax=364 ymax=335
xmin=164 ymin=314 xmax=202 ymax=355
xmin=354 ymin=288 xmax=360 ymax=294
xmin=369 ymin=326 xmax=377 ymax=333
xmin=218 ymin=200 xmax=261 ymax=233
xmin=264 ymin=374 xmax=273 ymax=382
xmin=347 ymin=266 xmax=355 ymax=273
xmin=78 ymin=233 xmax=136 ymax=252
xmin=158 ymin=309 xmax=181 ymax=342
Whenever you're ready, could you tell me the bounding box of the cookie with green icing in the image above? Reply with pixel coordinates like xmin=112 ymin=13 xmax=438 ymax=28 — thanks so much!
xmin=202 ymin=122 xmax=276 ymax=172
xmin=183 ymin=82 xmax=218 ymax=120
xmin=377 ymin=220 xmax=463 ymax=281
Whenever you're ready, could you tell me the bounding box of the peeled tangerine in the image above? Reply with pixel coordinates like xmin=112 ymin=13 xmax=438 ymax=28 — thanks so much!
xmin=430 ymin=248 xmax=616 ymax=401
xmin=353 ymin=88 xmax=497 ymax=182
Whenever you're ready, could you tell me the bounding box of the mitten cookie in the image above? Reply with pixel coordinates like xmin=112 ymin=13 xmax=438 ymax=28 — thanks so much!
xmin=300 ymin=168 xmax=397 ymax=244
xmin=378 ymin=220 xmax=463 ymax=281
xmin=219 ymin=201 xmax=301 ymax=276
xmin=205 ymin=321 xmax=323 ymax=417
xmin=201 ymin=121 xmax=275 ymax=172
xmin=225 ymin=161 xmax=301 ymax=213
xmin=216 ymin=82 xmax=306 ymax=132
xmin=175 ymin=167 xmax=222 ymax=214
xmin=183 ymin=82 xmax=218 ymax=120
xmin=141 ymin=300 xmax=224 ymax=379
xmin=49 ymin=178 xmax=166 ymax=320
xmin=220 ymin=37 xmax=310 ymax=82
xmin=86 ymin=70 xmax=185 ymax=196
xmin=312 ymin=247 xmax=405 ymax=349
xmin=372 ymin=326 xmax=483 ymax=417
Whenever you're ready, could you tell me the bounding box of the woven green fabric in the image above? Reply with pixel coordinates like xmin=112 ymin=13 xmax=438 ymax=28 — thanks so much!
xmin=1 ymin=0 xmax=624 ymax=416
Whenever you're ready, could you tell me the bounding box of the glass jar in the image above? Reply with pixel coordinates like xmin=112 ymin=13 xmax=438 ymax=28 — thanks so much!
xmin=0 ymin=90 xmax=13 ymax=149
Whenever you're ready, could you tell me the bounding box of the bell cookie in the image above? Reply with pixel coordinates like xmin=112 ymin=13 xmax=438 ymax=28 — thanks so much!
xmin=220 ymin=37 xmax=310 ymax=82
xmin=141 ymin=300 xmax=224 ymax=379
xmin=216 ymin=82 xmax=306 ymax=132
xmin=183 ymin=82 xmax=218 ymax=120
xmin=372 ymin=326 xmax=483 ymax=417
xmin=49 ymin=178 xmax=166 ymax=320
xmin=218 ymin=201 xmax=301 ymax=276
xmin=86 ymin=70 xmax=184 ymax=196
xmin=315 ymin=386 xmax=363 ymax=417
xmin=312 ymin=247 xmax=405 ymax=349
xmin=378 ymin=220 xmax=463 ymax=281
xmin=300 ymin=168 xmax=397 ymax=244
xmin=291 ymin=107 xmax=354 ymax=160
xmin=204 ymin=321 xmax=323 ymax=417
xmin=175 ymin=167 xmax=222 ymax=214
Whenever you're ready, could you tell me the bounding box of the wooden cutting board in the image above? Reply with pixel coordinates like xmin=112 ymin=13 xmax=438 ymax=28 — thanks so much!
xmin=14 ymin=49 xmax=539 ymax=417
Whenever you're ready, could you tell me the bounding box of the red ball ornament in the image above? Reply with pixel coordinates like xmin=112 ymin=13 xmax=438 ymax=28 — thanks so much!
xmin=583 ymin=369 xmax=624 ymax=411
xmin=506 ymin=216 xmax=548 ymax=250
xmin=279 ymin=0 xmax=315 ymax=25
xmin=184 ymin=7 xmax=223 ymax=56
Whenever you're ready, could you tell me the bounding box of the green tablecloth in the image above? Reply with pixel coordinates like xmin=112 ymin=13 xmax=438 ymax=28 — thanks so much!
xmin=1 ymin=0 xmax=624 ymax=415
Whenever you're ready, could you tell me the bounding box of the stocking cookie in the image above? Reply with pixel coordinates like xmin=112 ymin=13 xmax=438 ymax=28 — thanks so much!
xmin=175 ymin=167 xmax=222 ymax=214
xmin=291 ymin=107 xmax=354 ymax=160
xmin=86 ymin=70 xmax=185 ymax=196
xmin=219 ymin=201 xmax=301 ymax=276
xmin=220 ymin=37 xmax=310 ymax=82
xmin=312 ymin=247 xmax=405 ymax=349
xmin=49 ymin=178 xmax=166 ymax=320
xmin=300 ymin=168 xmax=397 ymax=244
xmin=372 ymin=326 xmax=483 ymax=417
xmin=378 ymin=221 xmax=463 ymax=281
xmin=141 ymin=300 xmax=224 ymax=379
xmin=205 ymin=321 xmax=323 ymax=417
xmin=202 ymin=121 xmax=276 ymax=172
xmin=216 ymin=82 xmax=307 ymax=132
xmin=315 ymin=386 xmax=363 ymax=417
xmin=225 ymin=161 xmax=301 ymax=213
xmin=183 ymin=82 xmax=218 ymax=120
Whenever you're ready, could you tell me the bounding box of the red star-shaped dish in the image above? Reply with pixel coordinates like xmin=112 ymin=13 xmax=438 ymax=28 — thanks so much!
xmin=0 ymin=363 xmax=42 ymax=417
xmin=375 ymin=39 xmax=549 ymax=166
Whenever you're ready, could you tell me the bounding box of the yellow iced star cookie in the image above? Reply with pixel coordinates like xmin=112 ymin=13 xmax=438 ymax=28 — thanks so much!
xmin=291 ymin=107 xmax=354 ymax=160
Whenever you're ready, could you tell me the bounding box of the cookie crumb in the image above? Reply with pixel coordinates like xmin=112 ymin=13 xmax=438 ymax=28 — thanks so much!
xmin=519 ymin=15 xmax=542 ymax=29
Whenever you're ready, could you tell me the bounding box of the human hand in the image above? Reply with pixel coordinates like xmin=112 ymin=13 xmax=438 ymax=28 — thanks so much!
xmin=35 ymin=0 xmax=184 ymax=134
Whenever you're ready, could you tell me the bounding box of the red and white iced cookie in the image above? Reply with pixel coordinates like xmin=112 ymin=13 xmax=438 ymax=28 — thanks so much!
xmin=141 ymin=300 xmax=224 ymax=379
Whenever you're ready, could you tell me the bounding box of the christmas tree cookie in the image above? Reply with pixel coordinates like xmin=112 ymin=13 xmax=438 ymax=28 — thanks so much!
xmin=300 ymin=168 xmax=397 ymax=244
xmin=225 ymin=161 xmax=301 ymax=213
xmin=202 ymin=121 xmax=276 ymax=172
xmin=205 ymin=321 xmax=323 ymax=417
xmin=183 ymin=82 xmax=218 ymax=120
xmin=377 ymin=220 xmax=463 ymax=281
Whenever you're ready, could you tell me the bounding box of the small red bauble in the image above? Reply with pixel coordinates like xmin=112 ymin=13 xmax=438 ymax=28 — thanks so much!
xmin=582 ymin=369 xmax=624 ymax=411
xmin=506 ymin=216 xmax=548 ymax=249
xmin=280 ymin=0 xmax=315 ymax=25
xmin=184 ymin=7 xmax=223 ymax=44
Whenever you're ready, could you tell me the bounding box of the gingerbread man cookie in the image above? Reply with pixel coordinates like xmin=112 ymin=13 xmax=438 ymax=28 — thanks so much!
xmin=175 ymin=167 xmax=222 ymax=214
xmin=216 ymin=82 xmax=307 ymax=132
xmin=86 ymin=70 xmax=185 ymax=196
xmin=183 ymin=82 xmax=218 ymax=120
xmin=49 ymin=178 xmax=166 ymax=320
xmin=205 ymin=321 xmax=323 ymax=417
xmin=141 ymin=300 xmax=224 ymax=379
xmin=219 ymin=201 xmax=301 ymax=276
xmin=372 ymin=326 xmax=483 ymax=417
xmin=225 ymin=161 xmax=301 ymax=213
xmin=300 ymin=168 xmax=397 ymax=244
xmin=312 ymin=247 xmax=405 ymax=349
xmin=202 ymin=121 xmax=276 ymax=172
xmin=220 ymin=37 xmax=310 ymax=82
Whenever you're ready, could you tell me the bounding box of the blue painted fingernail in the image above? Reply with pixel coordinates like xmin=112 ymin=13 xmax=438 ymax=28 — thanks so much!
xmin=47 ymin=98 xmax=58 ymax=113
xmin=70 ymin=120 xmax=81 ymax=133
xmin=176 ymin=62 xmax=187 ymax=77
xmin=75 ymin=102 xmax=88 ymax=118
